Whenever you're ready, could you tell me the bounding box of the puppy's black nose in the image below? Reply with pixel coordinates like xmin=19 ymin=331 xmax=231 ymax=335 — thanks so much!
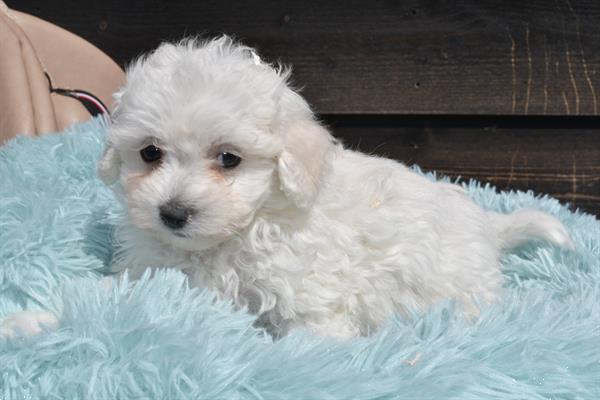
xmin=159 ymin=201 xmax=194 ymax=230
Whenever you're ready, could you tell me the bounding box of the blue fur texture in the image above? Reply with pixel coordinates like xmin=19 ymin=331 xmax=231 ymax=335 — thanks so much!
xmin=1 ymin=118 xmax=599 ymax=399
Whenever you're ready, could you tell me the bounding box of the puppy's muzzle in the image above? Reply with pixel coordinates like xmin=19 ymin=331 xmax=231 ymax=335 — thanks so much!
xmin=159 ymin=201 xmax=195 ymax=230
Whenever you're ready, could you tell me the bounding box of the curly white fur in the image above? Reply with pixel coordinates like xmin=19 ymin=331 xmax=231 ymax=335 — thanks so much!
xmin=94 ymin=36 xmax=573 ymax=340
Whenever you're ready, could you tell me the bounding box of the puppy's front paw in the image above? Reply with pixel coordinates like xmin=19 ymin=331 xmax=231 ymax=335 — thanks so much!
xmin=0 ymin=310 xmax=59 ymax=339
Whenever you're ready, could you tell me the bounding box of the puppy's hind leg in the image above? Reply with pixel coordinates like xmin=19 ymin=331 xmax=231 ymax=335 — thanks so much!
xmin=298 ymin=315 xmax=362 ymax=340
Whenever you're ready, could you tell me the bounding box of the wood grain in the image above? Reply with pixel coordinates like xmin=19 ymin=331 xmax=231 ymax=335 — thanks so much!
xmin=10 ymin=1 xmax=599 ymax=215
xmin=12 ymin=0 xmax=600 ymax=115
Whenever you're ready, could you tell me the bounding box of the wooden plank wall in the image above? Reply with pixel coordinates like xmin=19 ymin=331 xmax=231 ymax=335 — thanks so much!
xmin=12 ymin=0 xmax=600 ymax=215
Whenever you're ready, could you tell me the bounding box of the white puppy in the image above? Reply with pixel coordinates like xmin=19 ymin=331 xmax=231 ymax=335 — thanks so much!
xmin=3 ymin=37 xmax=572 ymax=340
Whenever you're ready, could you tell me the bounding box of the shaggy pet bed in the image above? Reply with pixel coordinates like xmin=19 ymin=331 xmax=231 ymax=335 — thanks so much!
xmin=1 ymin=117 xmax=599 ymax=399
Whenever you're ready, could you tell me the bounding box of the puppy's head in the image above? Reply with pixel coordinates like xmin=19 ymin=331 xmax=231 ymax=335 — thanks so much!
xmin=99 ymin=37 xmax=335 ymax=251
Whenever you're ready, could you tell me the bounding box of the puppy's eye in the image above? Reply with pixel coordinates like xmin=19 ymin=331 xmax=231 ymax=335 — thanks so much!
xmin=217 ymin=152 xmax=241 ymax=169
xmin=140 ymin=145 xmax=162 ymax=163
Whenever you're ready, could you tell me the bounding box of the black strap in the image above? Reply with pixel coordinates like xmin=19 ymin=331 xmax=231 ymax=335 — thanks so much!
xmin=44 ymin=72 xmax=109 ymax=116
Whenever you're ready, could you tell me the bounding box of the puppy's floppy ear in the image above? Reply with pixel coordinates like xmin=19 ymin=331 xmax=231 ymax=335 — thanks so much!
xmin=97 ymin=89 xmax=123 ymax=185
xmin=277 ymin=118 xmax=336 ymax=209
xmin=97 ymin=143 xmax=121 ymax=185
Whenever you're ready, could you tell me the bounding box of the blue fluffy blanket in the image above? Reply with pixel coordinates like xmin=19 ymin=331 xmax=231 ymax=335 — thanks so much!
xmin=1 ymin=118 xmax=599 ymax=399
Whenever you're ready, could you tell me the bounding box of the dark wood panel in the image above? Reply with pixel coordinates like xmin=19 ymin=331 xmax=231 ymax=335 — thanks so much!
xmin=9 ymin=1 xmax=598 ymax=214
xmin=324 ymin=115 xmax=600 ymax=216
xmin=11 ymin=0 xmax=600 ymax=115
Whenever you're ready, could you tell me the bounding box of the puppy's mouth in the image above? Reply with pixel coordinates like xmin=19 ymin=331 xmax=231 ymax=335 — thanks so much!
xmin=156 ymin=223 xmax=193 ymax=240
xmin=172 ymin=230 xmax=190 ymax=239
xmin=153 ymin=226 xmax=224 ymax=252
xmin=151 ymin=226 xmax=200 ymax=250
